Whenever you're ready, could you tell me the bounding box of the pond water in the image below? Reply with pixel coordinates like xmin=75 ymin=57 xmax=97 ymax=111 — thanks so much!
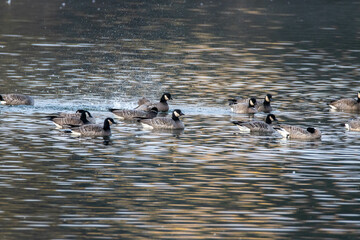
xmin=1 ymin=0 xmax=360 ymax=239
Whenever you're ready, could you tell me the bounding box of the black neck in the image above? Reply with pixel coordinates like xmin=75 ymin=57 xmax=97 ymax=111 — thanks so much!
xmin=80 ymin=112 xmax=90 ymax=124
xmin=103 ymin=119 xmax=111 ymax=130
xmin=357 ymin=96 xmax=360 ymax=103
xmin=265 ymin=117 xmax=272 ymax=124
xmin=263 ymin=100 xmax=271 ymax=106
xmin=0 ymin=95 xmax=3 ymax=101
xmin=172 ymin=113 xmax=180 ymax=121
xmin=160 ymin=95 xmax=167 ymax=103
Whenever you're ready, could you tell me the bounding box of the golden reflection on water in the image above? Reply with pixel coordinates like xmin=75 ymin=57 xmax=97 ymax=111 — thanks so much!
xmin=1 ymin=0 xmax=360 ymax=239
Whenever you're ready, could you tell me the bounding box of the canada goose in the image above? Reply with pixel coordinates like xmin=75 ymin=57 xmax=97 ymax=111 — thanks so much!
xmin=0 ymin=94 xmax=34 ymax=105
xmin=135 ymin=93 xmax=172 ymax=112
xmin=345 ymin=118 xmax=360 ymax=131
xmin=328 ymin=92 xmax=360 ymax=111
xmin=139 ymin=109 xmax=185 ymax=129
xmin=229 ymin=98 xmax=257 ymax=114
xmin=49 ymin=111 xmax=91 ymax=129
xmin=257 ymin=94 xmax=273 ymax=113
xmin=58 ymin=110 xmax=95 ymax=123
xmin=274 ymin=125 xmax=321 ymax=139
xmin=229 ymin=94 xmax=273 ymax=113
xmin=68 ymin=118 xmax=116 ymax=137
xmin=231 ymin=114 xmax=278 ymax=132
xmin=109 ymin=107 xmax=158 ymax=120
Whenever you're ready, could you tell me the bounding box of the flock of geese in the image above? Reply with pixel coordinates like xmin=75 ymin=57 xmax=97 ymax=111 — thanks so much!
xmin=1 ymin=91 xmax=360 ymax=140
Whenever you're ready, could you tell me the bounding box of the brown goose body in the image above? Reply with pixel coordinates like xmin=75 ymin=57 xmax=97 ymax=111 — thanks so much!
xmin=140 ymin=109 xmax=185 ymax=130
xmin=232 ymin=114 xmax=278 ymax=133
xmin=229 ymin=94 xmax=272 ymax=113
xmin=49 ymin=111 xmax=91 ymax=129
xmin=275 ymin=125 xmax=321 ymax=139
xmin=0 ymin=94 xmax=34 ymax=105
xmin=328 ymin=92 xmax=360 ymax=111
xmin=110 ymin=107 xmax=158 ymax=120
xmin=229 ymin=98 xmax=257 ymax=114
xmin=69 ymin=118 xmax=116 ymax=137
xmin=58 ymin=110 xmax=95 ymax=123
xmin=345 ymin=119 xmax=360 ymax=131
xmin=135 ymin=93 xmax=172 ymax=112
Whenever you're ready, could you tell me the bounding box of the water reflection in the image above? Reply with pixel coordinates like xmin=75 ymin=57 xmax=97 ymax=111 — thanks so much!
xmin=1 ymin=0 xmax=360 ymax=239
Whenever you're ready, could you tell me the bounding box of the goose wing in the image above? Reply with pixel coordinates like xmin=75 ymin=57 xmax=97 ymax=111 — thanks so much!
xmin=2 ymin=94 xmax=33 ymax=105
xmin=347 ymin=119 xmax=360 ymax=131
xmin=140 ymin=117 xmax=178 ymax=129
xmin=71 ymin=124 xmax=108 ymax=136
xmin=110 ymin=109 xmax=148 ymax=120
xmin=231 ymin=103 xmax=257 ymax=114
xmin=233 ymin=120 xmax=272 ymax=132
xmin=329 ymin=98 xmax=358 ymax=109
xmin=50 ymin=116 xmax=85 ymax=128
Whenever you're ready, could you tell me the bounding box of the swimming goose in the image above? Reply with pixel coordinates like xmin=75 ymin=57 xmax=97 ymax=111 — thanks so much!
xmin=0 ymin=94 xmax=34 ymax=105
xmin=58 ymin=110 xmax=95 ymax=123
xmin=345 ymin=118 xmax=360 ymax=131
xmin=68 ymin=118 xmax=116 ymax=137
xmin=232 ymin=114 xmax=278 ymax=132
xmin=49 ymin=111 xmax=91 ymax=129
xmin=110 ymin=107 xmax=158 ymax=120
xmin=257 ymin=94 xmax=273 ymax=113
xmin=139 ymin=109 xmax=185 ymax=129
xmin=229 ymin=94 xmax=273 ymax=113
xmin=274 ymin=125 xmax=321 ymax=139
xmin=328 ymin=92 xmax=360 ymax=111
xmin=135 ymin=93 xmax=172 ymax=112
xmin=229 ymin=98 xmax=257 ymax=114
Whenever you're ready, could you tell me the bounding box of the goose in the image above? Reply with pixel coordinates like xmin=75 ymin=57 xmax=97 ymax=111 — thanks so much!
xmin=0 ymin=94 xmax=34 ymax=105
xmin=49 ymin=111 xmax=91 ymax=129
xmin=228 ymin=94 xmax=273 ymax=113
xmin=256 ymin=94 xmax=273 ymax=113
xmin=109 ymin=107 xmax=158 ymax=120
xmin=229 ymin=98 xmax=257 ymax=114
xmin=68 ymin=118 xmax=116 ymax=137
xmin=328 ymin=92 xmax=360 ymax=111
xmin=231 ymin=114 xmax=278 ymax=132
xmin=274 ymin=125 xmax=321 ymax=139
xmin=139 ymin=109 xmax=185 ymax=129
xmin=135 ymin=93 xmax=172 ymax=112
xmin=345 ymin=118 xmax=360 ymax=131
xmin=58 ymin=110 xmax=95 ymax=123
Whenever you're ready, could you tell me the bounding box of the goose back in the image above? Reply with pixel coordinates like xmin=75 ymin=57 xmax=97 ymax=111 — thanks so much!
xmin=110 ymin=108 xmax=158 ymax=120
xmin=0 ymin=94 xmax=34 ymax=105
xmin=275 ymin=125 xmax=321 ymax=139
xmin=345 ymin=119 xmax=360 ymax=131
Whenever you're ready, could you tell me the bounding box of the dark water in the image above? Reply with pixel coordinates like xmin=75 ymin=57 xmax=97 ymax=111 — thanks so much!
xmin=1 ymin=0 xmax=360 ymax=239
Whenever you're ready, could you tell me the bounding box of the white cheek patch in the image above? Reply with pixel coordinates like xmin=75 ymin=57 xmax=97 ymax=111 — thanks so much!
xmin=265 ymin=96 xmax=270 ymax=102
xmin=165 ymin=95 xmax=169 ymax=101
xmin=174 ymin=111 xmax=180 ymax=117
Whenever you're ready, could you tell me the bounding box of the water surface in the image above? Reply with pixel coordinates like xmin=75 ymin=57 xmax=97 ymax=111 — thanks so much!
xmin=0 ymin=1 xmax=360 ymax=239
